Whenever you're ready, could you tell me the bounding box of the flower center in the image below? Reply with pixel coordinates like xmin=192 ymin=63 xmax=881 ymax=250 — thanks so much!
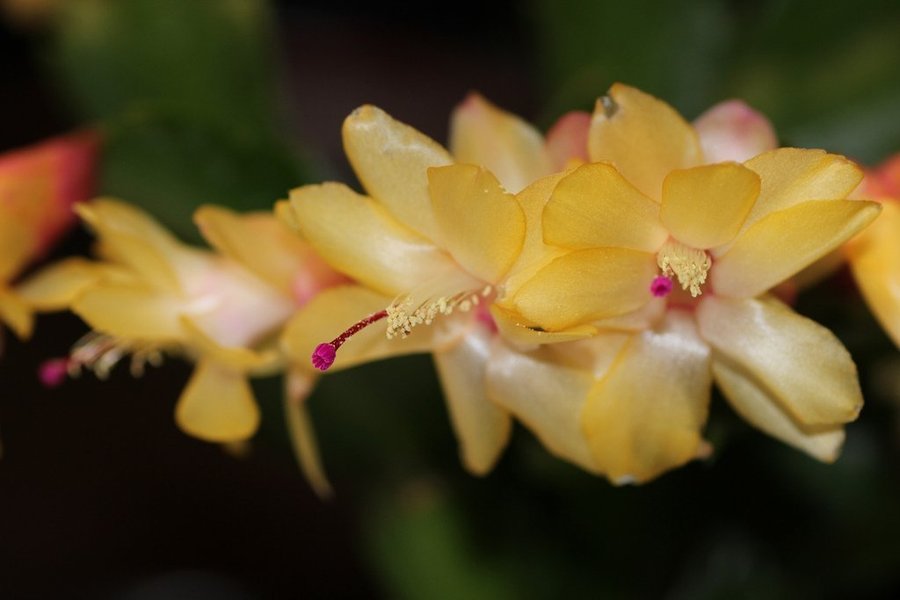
xmin=655 ymin=239 xmax=711 ymax=298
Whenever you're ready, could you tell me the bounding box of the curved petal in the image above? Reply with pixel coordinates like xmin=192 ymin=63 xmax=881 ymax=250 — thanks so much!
xmin=696 ymin=295 xmax=863 ymax=427
xmin=0 ymin=219 xmax=35 ymax=282
xmin=175 ymin=359 xmax=261 ymax=443
xmin=449 ymin=93 xmax=552 ymax=193
xmin=661 ymin=163 xmax=760 ymax=249
xmin=712 ymin=359 xmax=845 ymax=462
xmin=582 ymin=311 xmax=712 ymax=484
xmin=741 ymin=149 xmax=863 ymax=230
xmin=72 ymin=283 xmax=185 ymax=341
xmin=281 ymin=285 xmax=437 ymax=373
xmin=433 ymin=323 xmax=512 ymax=475
xmin=847 ymin=200 xmax=900 ymax=347
xmin=543 ymin=162 xmax=667 ymax=252
xmin=284 ymin=369 xmax=332 ymax=498
xmin=180 ymin=316 xmax=282 ymax=374
xmin=486 ymin=336 xmax=629 ymax=473
xmin=195 ymin=205 xmax=345 ymax=297
xmin=511 ymin=248 xmax=658 ymax=331
xmin=712 ymin=199 xmax=880 ymax=299
xmin=489 ymin=304 xmax=597 ymax=348
xmin=13 ymin=258 xmax=105 ymax=311
xmin=289 ymin=182 xmax=456 ymax=297
xmin=545 ymin=111 xmax=591 ymax=169
xmin=428 ymin=164 xmax=526 ymax=283
xmin=693 ymin=100 xmax=777 ymax=163
xmin=588 ymin=83 xmax=703 ymax=201
xmin=342 ymin=105 xmax=451 ymax=239
xmin=0 ymin=288 xmax=33 ymax=339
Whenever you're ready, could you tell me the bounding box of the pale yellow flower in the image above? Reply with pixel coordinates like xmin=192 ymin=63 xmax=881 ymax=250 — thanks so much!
xmin=489 ymin=84 xmax=879 ymax=483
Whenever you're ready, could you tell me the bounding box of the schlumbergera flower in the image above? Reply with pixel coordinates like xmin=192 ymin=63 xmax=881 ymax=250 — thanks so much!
xmin=846 ymin=154 xmax=900 ymax=348
xmin=489 ymin=84 xmax=880 ymax=483
xmin=281 ymin=96 xmax=598 ymax=475
xmin=0 ymin=132 xmax=98 ymax=347
xmin=28 ymin=199 xmax=345 ymax=493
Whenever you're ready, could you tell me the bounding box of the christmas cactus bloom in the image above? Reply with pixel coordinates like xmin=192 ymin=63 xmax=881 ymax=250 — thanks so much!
xmin=31 ymin=199 xmax=344 ymax=491
xmin=846 ymin=154 xmax=900 ymax=347
xmin=0 ymin=132 xmax=98 ymax=344
xmin=489 ymin=84 xmax=880 ymax=482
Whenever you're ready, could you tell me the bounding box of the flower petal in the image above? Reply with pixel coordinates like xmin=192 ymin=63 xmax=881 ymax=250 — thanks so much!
xmin=582 ymin=311 xmax=711 ymax=484
xmin=486 ymin=336 xmax=629 ymax=473
xmin=281 ymin=285 xmax=437 ymax=372
xmin=195 ymin=205 xmax=345 ymax=297
xmin=433 ymin=323 xmax=512 ymax=475
xmin=343 ymin=105 xmax=451 ymax=239
xmin=588 ymin=83 xmax=703 ymax=201
xmin=741 ymin=149 xmax=863 ymax=230
xmin=696 ymin=295 xmax=863 ymax=427
xmin=661 ymin=163 xmax=760 ymax=249
xmin=712 ymin=358 xmax=845 ymax=462
xmin=543 ymin=162 xmax=668 ymax=252
xmin=693 ymin=100 xmax=777 ymax=163
xmin=175 ymin=359 xmax=260 ymax=442
xmin=511 ymin=248 xmax=658 ymax=331
xmin=180 ymin=316 xmax=282 ymax=374
xmin=289 ymin=182 xmax=455 ymax=297
xmin=428 ymin=164 xmax=526 ymax=283
xmin=0 ymin=288 xmax=33 ymax=339
xmin=72 ymin=283 xmax=185 ymax=341
xmin=489 ymin=304 xmax=597 ymax=347
xmin=545 ymin=111 xmax=591 ymax=169
xmin=449 ymin=93 xmax=553 ymax=193
xmin=13 ymin=258 xmax=105 ymax=311
xmin=847 ymin=200 xmax=900 ymax=347
xmin=712 ymin=199 xmax=880 ymax=298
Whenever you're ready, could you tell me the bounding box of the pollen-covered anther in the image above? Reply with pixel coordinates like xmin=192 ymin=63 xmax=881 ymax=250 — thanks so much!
xmin=66 ymin=332 xmax=164 ymax=380
xmin=656 ymin=240 xmax=711 ymax=298
xmin=386 ymin=286 xmax=493 ymax=339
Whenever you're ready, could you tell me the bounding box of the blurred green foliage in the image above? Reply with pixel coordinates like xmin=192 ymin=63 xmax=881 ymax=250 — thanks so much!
xmin=49 ymin=0 xmax=310 ymax=242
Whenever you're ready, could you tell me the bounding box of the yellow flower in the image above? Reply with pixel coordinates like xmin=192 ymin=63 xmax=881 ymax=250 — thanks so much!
xmin=490 ymin=84 xmax=880 ymax=483
xmin=282 ymin=96 xmax=605 ymax=475
xmin=27 ymin=199 xmax=345 ymax=493
xmin=846 ymin=154 xmax=900 ymax=348
xmin=0 ymin=132 xmax=99 ymax=343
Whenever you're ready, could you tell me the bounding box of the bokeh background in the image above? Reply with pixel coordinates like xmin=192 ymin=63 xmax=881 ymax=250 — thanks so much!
xmin=2 ymin=0 xmax=900 ymax=597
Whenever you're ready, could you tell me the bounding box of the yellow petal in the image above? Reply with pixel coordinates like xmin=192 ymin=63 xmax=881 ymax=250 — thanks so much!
xmin=741 ymin=149 xmax=863 ymax=230
xmin=582 ymin=311 xmax=711 ymax=484
xmin=588 ymin=83 xmax=703 ymax=200
xmin=0 ymin=219 xmax=35 ymax=282
xmin=281 ymin=285 xmax=437 ymax=373
xmin=660 ymin=163 xmax=760 ymax=249
xmin=13 ymin=258 xmax=104 ymax=311
xmin=433 ymin=324 xmax=512 ymax=475
xmin=449 ymin=93 xmax=552 ymax=193
xmin=712 ymin=199 xmax=880 ymax=299
xmin=195 ymin=205 xmax=343 ymax=295
xmin=175 ymin=359 xmax=261 ymax=442
xmin=289 ymin=182 xmax=455 ymax=297
xmin=0 ymin=288 xmax=33 ymax=339
xmin=543 ymin=162 xmax=667 ymax=252
xmin=712 ymin=359 xmax=845 ymax=462
xmin=72 ymin=283 xmax=185 ymax=341
xmin=343 ymin=105 xmax=451 ymax=239
xmin=489 ymin=304 xmax=597 ymax=347
xmin=486 ymin=337 xmax=628 ymax=473
xmin=692 ymin=100 xmax=777 ymax=163
xmin=511 ymin=248 xmax=658 ymax=331
xmin=180 ymin=316 xmax=282 ymax=374
xmin=696 ymin=295 xmax=862 ymax=427
xmin=283 ymin=369 xmax=332 ymax=498
xmin=847 ymin=201 xmax=900 ymax=347
xmin=428 ymin=164 xmax=526 ymax=283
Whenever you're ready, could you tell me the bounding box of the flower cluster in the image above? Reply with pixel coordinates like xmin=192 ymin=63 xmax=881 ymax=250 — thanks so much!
xmin=6 ymin=84 xmax=897 ymax=491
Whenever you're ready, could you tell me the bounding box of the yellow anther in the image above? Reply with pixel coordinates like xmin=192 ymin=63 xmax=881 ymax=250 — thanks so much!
xmin=656 ymin=240 xmax=711 ymax=297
